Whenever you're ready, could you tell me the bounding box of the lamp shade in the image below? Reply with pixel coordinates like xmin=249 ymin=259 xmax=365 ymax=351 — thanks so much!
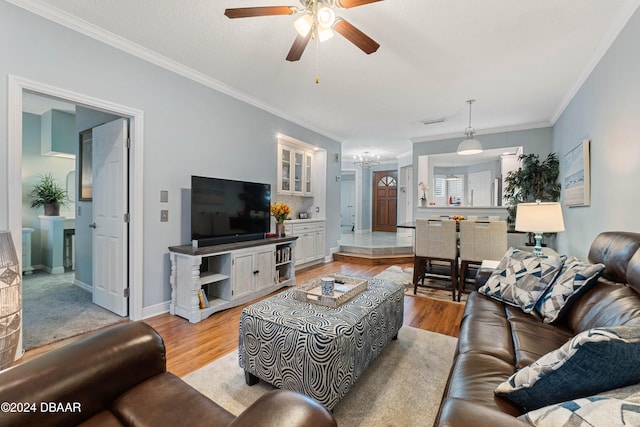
xmin=515 ymin=202 xmax=565 ymax=233
xmin=294 ymin=14 xmax=313 ymax=37
xmin=457 ymin=137 xmax=483 ymax=155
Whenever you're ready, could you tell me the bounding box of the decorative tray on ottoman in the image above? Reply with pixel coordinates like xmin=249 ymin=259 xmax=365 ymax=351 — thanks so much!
xmin=293 ymin=274 xmax=368 ymax=308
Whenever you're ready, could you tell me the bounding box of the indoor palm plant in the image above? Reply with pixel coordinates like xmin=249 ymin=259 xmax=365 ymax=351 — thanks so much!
xmin=503 ymin=153 xmax=561 ymax=243
xmin=29 ymin=173 xmax=68 ymax=216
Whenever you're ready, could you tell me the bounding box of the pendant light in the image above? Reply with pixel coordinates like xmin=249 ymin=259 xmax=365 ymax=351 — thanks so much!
xmin=457 ymin=99 xmax=484 ymax=156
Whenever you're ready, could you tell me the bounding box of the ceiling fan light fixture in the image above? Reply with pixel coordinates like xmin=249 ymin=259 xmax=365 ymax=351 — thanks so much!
xmin=457 ymin=99 xmax=484 ymax=156
xmin=318 ymin=27 xmax=335 ymax=42
xmin=294 ymin=14 xmax=314 ymax=37
xmin=317 ymin=6 xmax=336 ymax=29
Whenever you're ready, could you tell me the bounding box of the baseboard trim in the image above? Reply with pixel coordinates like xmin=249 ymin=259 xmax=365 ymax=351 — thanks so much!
xmin=142 ymin=301 xmax=171 ymax=319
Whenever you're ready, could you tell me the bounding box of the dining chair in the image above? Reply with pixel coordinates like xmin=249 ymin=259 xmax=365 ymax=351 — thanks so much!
xmin=458 ymin=220 xmax=508 ymax=301
xmin=412 ymin=219 xmax=458 ymax=301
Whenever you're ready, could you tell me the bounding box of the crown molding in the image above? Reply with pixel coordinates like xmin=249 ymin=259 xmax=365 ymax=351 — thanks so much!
xmin=551 ymin=0 xmax=640 ymax=124
xmin=410 ymin=121 xmax=552 ymax=144
xmin=6 ymin=0 xmax=344 ymax=143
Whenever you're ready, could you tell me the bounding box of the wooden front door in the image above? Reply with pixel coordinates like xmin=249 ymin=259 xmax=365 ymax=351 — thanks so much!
xmin=373 ymin=171 xmax=398 ymax=232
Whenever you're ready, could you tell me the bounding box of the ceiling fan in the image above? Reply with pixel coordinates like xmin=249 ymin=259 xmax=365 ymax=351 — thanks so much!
xmin=224 ymin=0 xmax=382 ymax=62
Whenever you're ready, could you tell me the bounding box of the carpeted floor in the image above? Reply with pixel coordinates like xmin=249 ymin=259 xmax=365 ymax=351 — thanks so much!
xmin=374 ymin=265 xmax=467 ymax=303
xmin=183 ymin=326 xmax=457 ymax=426
xmin=22 ymin=271 xmax=126 ymax=350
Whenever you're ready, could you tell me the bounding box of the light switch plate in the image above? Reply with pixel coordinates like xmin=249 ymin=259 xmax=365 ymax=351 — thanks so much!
xmin=160 ymin=210 xmax=169 ymax=222
xmin=160 ymin=190 xmax=168 ymax=203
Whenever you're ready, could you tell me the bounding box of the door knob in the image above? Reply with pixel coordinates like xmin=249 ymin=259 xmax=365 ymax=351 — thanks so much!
xmin=89 ymin=223 xmax=97 ymax=229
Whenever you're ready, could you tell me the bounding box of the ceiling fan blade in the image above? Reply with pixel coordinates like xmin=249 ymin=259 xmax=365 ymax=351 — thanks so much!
xmin=224 ymin=6 xmax=298 ymax=19
xmin=286 ymin=32 xmax=312 ymax=62
xmin=335 ymin=0 xmax=383 ymax=9
xmin=334 ymin=19 xmax=380 ymax=55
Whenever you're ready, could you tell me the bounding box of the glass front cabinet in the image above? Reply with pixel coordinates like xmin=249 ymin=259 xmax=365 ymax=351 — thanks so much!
xmin=279 ymin=146 xmax=292 ymax=193
xmin=278 ymin=142 xmax=313 ymax=196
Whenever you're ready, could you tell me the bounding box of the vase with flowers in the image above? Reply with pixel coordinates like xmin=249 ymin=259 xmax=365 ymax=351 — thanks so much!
xmin=270 ymin=202 xmax=291 ymax=237
xmin=419 ymin=182 xmax=429 ymax=207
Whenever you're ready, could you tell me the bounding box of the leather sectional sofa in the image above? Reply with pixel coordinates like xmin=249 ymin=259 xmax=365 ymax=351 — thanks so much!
xmin=435 ymin=231 xmax=640 ymax=426
xmin=0 ymin=321 xmax=337 ymax=427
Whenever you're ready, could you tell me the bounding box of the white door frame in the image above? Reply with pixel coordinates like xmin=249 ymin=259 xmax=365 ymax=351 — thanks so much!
xmin=7 ymin=75 xmax=145 ymax=325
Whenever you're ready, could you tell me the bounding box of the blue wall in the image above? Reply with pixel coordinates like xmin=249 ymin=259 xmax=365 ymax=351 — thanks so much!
xmin=552 ymin=6 xmax=640 ymax=259
xmin=0 ymin=2 xmax=341 ymax=314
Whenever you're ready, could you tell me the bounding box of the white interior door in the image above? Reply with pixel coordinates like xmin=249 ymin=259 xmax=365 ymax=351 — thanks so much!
xmin=92 ymin=119 xmax=128 ymax=316
xmin=405 ymin=166 xmax=413 ymax=223
xmin=340 ymin=176 xmax=355 ymax=229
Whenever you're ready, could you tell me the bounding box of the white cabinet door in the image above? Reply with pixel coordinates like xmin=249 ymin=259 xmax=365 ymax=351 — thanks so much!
xmin=278 ymin=145 xmax=292 ymax=194
xmin=232 ymin=251 xmax=254 ymax=298
xmin=293 ymin=150 xmax=304 ymax=194
xmin=302 ymin=233 xmax=316 ymax=263
xmin=316 ymin=230 xmax=325 ymax=261
xmin=294 ymin=234 xmax=305 ymax=266
xmin=304 ymin=151 xmax=313 ymax=195
xmin=254 ymin=247 xmax=275 ymax=290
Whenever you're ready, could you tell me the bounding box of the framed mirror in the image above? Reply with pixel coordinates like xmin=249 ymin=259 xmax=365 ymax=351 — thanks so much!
xmin=418 ymin=146 xmax=523 ymax=207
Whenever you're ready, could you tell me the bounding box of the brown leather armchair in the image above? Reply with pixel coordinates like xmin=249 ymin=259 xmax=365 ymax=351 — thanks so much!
xmin=0 ymin=322 xmax=337 ymax=427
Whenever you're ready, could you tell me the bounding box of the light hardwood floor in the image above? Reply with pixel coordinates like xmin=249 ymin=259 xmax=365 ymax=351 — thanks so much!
xmin=20 ymin=260 xmax=465 ymax=377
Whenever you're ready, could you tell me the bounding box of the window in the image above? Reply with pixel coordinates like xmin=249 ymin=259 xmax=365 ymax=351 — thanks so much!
xmin=447 ymin=178 xmax=463 ymax=205
xmin=434 ymin=175 xmax=464 ymax=205
xmin=378 ymin=176 xmax=397 ymax=187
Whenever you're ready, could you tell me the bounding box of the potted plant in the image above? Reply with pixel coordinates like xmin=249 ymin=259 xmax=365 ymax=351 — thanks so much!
xmin=503 ymin=153 xmax=561 ymax=243
xmin=419 ymin=182 xmax=428 ymax=207
xmin=29 ymin=173 xmax=68 ymax=216
xmin=270 ymin=202 xmax=291 ymax=237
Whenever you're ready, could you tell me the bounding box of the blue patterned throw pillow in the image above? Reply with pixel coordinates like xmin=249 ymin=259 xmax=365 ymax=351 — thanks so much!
xmin=478 ymin=247 xmax=565 ymax=312
xmin=519 ymin=383 xmax=640 ymax=426
xmin=495 ymin=326 xmax=640 ymax=411
xmin=535 ymin=256 xmax=605 ymax=323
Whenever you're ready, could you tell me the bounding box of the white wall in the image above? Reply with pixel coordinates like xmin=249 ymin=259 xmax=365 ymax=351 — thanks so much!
xmin=552 ymin=6 xmax=640 ymax=259
xmin=0 ymin=2 xmax=341 ymax=313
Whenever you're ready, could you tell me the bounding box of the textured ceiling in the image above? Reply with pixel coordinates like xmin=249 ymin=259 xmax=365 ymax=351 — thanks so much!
xmin=14 ymin=0 xmax=640 ymax=160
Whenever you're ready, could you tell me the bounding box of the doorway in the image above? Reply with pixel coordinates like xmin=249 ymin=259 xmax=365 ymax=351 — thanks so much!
xmin=340 ymin=171 xmax=356 ymax=233
xmin=8 ymin=75 xmax=145 ymax=357
xmin=372 ymin=170 xmax=398 ymax=232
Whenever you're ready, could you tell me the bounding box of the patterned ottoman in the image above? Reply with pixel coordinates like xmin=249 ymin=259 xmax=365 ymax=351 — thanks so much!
xmin=238 ymin=277 xmax=404 ymax=409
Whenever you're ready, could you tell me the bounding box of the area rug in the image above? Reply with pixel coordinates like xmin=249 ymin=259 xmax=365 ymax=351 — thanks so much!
xmin=183 ymin=326 xmax=457 ymax=427
xmin=374 ymin=265 xmax=467 ymax=303
xmin=22 ymin=271 xmax=126 ymax=350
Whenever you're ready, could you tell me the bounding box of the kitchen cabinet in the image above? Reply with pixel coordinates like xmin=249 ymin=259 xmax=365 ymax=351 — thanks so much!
xmin=285 ymin=220 xmax=325 ymax=267
xmin=278 ymin=142 xmax=314 ymax=196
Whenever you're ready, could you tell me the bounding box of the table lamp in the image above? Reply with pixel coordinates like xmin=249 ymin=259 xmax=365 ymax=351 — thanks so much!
xmin=515 ymin=201 xmax=565 ymax=256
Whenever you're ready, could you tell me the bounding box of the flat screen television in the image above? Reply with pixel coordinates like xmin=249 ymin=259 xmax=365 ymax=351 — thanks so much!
xmin=191 ymin=176 xmax=271 ymax=247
